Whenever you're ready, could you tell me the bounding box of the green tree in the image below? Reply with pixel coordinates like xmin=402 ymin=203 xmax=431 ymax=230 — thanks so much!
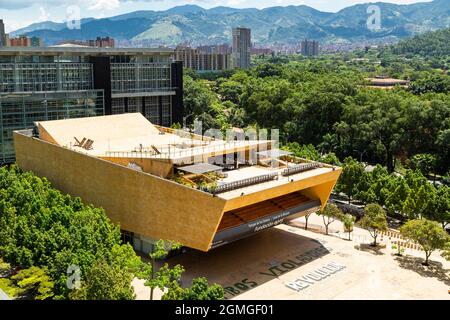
xmin=320 ymin=153 xmax=341 ymax=166
xmin=337 ymin=90 xmax=406 ymax=172
xmin=431 ymin=186 xmax=450 ymax=229
xmin=336 ymin=157 xmax=365 ymax=204
xmin=410 ymin=153 xmax=436 ymax=177
xmin=400 ymin=219 xmax=450 ymax=266
xmin=145 ymin=240 xmax=183 ymax=300
xmin=282 ymin=143 xmax=320 ymax=161
xmin=385 ymin=178 xmax=410 ymax=216
xmin=442 ymin=242 xmax=450 ymax=261
xmin=11 ymin=266 xmax=54 ymax=300
xmin=360 ymin=204 xmax=388 ymax=246
xmin=342 ymin=214 xmax=356 ymax=240
xmin=69 ymin=261 xmax=135 ymax=300
xmin=317 ymin=204 xmax=343 ymax=235
xmin=0 ymin=166 xmax=142 ymax=299
xmin=410 ymin=74 xmax=450 ymax=95
xmin=178 ymin=277 xmax=224 ymax=300
xmin=217 ymin=79 xmax=244 ymax=105
xmin=162 ymin=277 xmax=224 ymax=300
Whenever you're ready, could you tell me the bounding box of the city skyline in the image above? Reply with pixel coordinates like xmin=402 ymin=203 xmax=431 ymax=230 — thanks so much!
xmin=0 ymin=0 xmax=432 ymax=32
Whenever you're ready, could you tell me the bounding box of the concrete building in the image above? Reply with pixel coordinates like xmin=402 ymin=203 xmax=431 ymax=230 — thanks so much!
xmin=14 ymin=113 xmax=341 ymax=253
xmin=0 ymin=47 xmax=183 ymax=163
xmin=174 ymin=46 xmax=232 ymax=72
xmin=197 ymin=44 xmax=232 ymax=55
xmin=4 ymin=35 xmax=43 ymax=47
xmin=0 ymin=20 xmax=5 ymax=47
xmin=60 ymin=37 xmax=115 ymax=48
xmin=301 ymin=39 xmax=319 ymax=57
xmin=88 ymin=37 xmax=115 ymax=48
xmin=9 ymin=35 xmax=31 ymax=47
xmin=232 ymin=27 xmax=251 ymax=69
xmin=251 ymin=47 xmax=273 ymax=56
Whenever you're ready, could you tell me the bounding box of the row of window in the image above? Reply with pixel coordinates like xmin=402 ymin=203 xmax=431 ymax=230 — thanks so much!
xmin=111 ymin=96 xmax=172 ymax=127
xmin=0 ymin=62 xmax=174 ymax=94
xmin=0 ymin=55 xmax=172 ymax=64
xmin=111 ymin=63 xmax=172 ymax=94
xmin=0 ymin=63 xmax=93 ymax=92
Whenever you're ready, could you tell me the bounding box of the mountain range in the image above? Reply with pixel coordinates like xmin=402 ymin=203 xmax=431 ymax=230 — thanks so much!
xmin=11 ymin=0 xmax=450 ymax=46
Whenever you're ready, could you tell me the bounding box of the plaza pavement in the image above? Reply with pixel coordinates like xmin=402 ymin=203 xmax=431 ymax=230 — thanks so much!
xmin=134 ymin=213 xmax=450 ymax=300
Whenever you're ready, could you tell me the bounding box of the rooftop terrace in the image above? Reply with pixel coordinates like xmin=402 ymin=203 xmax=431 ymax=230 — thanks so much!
xmin=35 ymin=113 xmax=339 ymax=201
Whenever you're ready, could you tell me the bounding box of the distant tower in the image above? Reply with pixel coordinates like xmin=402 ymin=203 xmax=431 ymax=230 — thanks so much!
xmin=301 ymin=39 xmax=319 ymax=57
xmin=232 ymin=27 xmax=251 ymax=69
xmin=0 ymin=20 xmax=5 ymax=47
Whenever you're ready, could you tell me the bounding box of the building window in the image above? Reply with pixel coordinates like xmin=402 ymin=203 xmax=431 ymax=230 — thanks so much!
xmin=161 ymin=96 xmax=172 ymax=127
xmin=111 ymin=98 xmax=125 ymax=115
xmin=127 ymin=97 xmax=142 ymax=113
xmin=144 ymin=96 xmax=159 ymax=124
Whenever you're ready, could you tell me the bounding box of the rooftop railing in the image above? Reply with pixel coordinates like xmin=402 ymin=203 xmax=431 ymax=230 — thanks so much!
xmin=104 ymin=150 xmax=159 ymax=158
xmin=281 ymin=162 xmax=323 ymax=176
xmin=152 ymin=140 xmax=259 ymax=160
xmin=202 ymin=172 xmax=278 ymax=195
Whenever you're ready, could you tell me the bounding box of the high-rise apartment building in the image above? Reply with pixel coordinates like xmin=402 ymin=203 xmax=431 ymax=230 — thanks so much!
xmin=0 ymin=47 xmax=183 ymax=163
xmin=301 ymin=39 xmax=320 ymax=57
xmin=197 ymin=44 xmax=232 ymax=55
xmin=232 ymin=27 xmax=251 ymax=69
xmin=174 ymin=46 xmax=232 ymax=72
xmin=0 ymin=20 xmax=6 ymax=47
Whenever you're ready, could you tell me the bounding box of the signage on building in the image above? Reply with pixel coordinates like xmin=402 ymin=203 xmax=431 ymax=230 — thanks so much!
xmin=211 ymin=200 xmax=321 ymax=249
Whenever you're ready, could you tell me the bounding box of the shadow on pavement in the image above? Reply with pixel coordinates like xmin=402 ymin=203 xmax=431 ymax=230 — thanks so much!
xmin=166 ymin=227 xmax=331 ymax=299
xmin=354 ymin=243 xmax=386 ymax=256
xmin=395 ymin=255 xmax=450 ymax=286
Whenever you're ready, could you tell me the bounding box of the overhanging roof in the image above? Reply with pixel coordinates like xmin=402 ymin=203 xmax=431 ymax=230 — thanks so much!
xmin=178 ymin=163 xmax=223 ymax=175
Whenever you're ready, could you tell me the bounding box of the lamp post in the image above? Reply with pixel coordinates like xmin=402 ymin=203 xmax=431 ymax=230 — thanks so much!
xmin=353 ymin=149 xmax=368 ymax=163
xmin=183 ymin=113 xmax=196 ymax=132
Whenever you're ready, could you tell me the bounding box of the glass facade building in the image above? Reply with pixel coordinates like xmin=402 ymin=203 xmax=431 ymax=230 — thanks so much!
xmin=0 ymin=90 xmax=104 ymax=163
xmin=0 ymin=47 xmax=184 ymax=164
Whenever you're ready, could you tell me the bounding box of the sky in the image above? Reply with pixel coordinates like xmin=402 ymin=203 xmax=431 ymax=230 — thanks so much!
xmin=0 ymin=0 xmax=433 ymax=32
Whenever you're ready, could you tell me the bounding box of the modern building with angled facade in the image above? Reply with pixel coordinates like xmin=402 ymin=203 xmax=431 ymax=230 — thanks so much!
xmin=14 ymin=113 xmax=341 ymax=253
xmin=0 ymin=47 xmax=183 ymax=163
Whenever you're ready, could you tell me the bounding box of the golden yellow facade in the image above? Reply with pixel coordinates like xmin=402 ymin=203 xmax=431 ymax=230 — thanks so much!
xmin=14 ymin=128 xmax=341 ymax=252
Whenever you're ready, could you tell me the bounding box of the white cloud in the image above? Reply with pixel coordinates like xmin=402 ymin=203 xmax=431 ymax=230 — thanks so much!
xmin=0 ymin=0 xmax=124 ymax=11
xmin=88 ymin=0 xmax=121 ymax=11
xmin=38 ymin=7 xmax=51 ymax=21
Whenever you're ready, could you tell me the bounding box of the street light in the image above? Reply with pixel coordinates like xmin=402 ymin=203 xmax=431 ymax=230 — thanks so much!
xmin=183 ymin=113 xmax=196 ymax=132
xmin=353 ymin=149 xmax=368 ymax=163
